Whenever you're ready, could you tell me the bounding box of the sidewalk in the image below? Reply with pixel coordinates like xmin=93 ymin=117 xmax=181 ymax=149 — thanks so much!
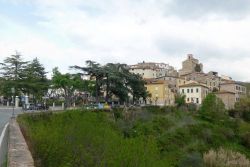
xmin=8 ymin=118 xmax=34 ymax=167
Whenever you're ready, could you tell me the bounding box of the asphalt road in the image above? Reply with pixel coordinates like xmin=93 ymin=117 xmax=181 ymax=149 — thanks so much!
xmin=0 ymin=107 xmax=21 ymax=133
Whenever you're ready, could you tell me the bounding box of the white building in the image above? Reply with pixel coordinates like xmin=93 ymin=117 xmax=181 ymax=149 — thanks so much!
xmin=179 ymin=83 xmax=210 ymax=105
xmin=129 ymin=62 xmax=178 ymax=79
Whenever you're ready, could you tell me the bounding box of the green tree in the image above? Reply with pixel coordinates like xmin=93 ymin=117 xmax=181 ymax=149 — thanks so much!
xmin=199 ymin=93 xmax=226 ymax=121
xmin=72 ymin=61 xmax=149 ymax=104
xmin=0 ymin=52 xmax=28 ymax=96
xmin=23 ymin=58 xmax=49 ymax=101
xmin=175 ymin=94 xmax=186 ymax=107
xmin=127 ymin=73 xmax=148 ymax=104
xmin=51 ymin=68 xmax=84 ymax=109
xmin=71 ymin=61 xmax=105 ymax=103
xmin=195 ymin=64 xmax=201 ymax=72
xmin=105 ymin=63 xmax=130 ymax=103
xmin=235 ymin=97 xmax=250 ymax=122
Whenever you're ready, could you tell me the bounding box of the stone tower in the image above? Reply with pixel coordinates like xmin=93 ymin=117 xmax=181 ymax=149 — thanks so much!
xmin=179 ymin=54 xmax=203 ymax=76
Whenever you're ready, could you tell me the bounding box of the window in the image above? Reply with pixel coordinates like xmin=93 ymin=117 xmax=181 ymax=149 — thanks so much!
xmin=196 ymin=98 xmax=199 ymax=104
xmin=196 ymin=88 xmax=199 ymax=93
xmin=182 ymin=89 xmax=184 ymax=93
xmin=191 ymin=89 xmax=193 ymax=93
xmin=187 ymin=89 xmax=190 ymax=93
xmin=187 ymin=98 xmax=189 ymax=102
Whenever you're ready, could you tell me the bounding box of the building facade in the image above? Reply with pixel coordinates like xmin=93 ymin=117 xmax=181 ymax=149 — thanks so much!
xmin=220 ymin=81 xmax=247 ymax=102
xmin=182 ymin=71 xmax=221 ymax=91
xmin=145 ymin=80 xmax=175 ymax=106
xmin=129 ymin=62 xmax=178 ymax=79
xmin=179 ymin=83 xmax=209 ymax=105
xmin=214 ymin=91 xmax=235 ymax=109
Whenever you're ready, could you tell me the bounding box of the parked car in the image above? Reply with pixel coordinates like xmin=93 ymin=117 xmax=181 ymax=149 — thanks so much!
xmin=27 ymin=103 xmax=37 ymax=110
xmin=27 ymin=103 xmax=49 ymax=110
xmin=82 ymin=104 xmax=99 ymax=110
xmin=36 ymin=103 xmax=49 ymax=110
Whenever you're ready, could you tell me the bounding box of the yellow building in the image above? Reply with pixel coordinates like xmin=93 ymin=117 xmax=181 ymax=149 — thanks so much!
xmin=145 ymin=79 xmax=175 ymax=106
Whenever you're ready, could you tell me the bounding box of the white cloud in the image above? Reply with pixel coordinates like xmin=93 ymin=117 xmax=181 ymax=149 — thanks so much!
xmin=0 ymin=0 xmax=250 ymax=81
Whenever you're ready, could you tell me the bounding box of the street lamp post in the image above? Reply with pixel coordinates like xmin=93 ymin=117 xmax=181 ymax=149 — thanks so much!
xmin=11 ymin=87 xmax=15 ymax=117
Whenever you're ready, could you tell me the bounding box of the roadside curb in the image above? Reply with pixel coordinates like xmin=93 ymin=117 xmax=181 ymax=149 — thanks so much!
xmin=8 ymin=118 xmax=34 ymax=167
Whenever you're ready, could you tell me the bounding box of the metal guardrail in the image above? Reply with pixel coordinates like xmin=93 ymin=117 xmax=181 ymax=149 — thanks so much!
xmin=0 ymin=123 xmax=9 ymax=167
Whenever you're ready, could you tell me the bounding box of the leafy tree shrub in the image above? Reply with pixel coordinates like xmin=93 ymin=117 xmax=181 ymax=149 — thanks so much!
xmin=187 ymin=103 xmax=197 ymax=112
xmin=18 ymin=111 xmax=162 ymax=167
xmin=195 ymin=64 xmax=201 ymax=72
xmin=241 ymin=133 xmax=250 ymax=149
xmin=228 ymin=109 xmax=241 ymax=118
xmin=160 ymin=106 xmax=177 ymax=113
xmin=235 ymin=97 xmax=250 ymax=122
xmin=179 ymin=152 xmax=204 ymax=167
xmin=242 ymin=111 xmax=250 ymax=122
xmin=18 ymin=108 xmax=250 ymax=167
xmin=141 ymin=106 xmax=161 ymax=113
xmin=175 ymin=94 xmax=186 ymax=108
xmin=199 ymin=93 xmax=226 ymax=122
xmin=203 ymin=148 xmax=250 ymax=167
xmin=112 ymin=108 xmax=124 ymax=121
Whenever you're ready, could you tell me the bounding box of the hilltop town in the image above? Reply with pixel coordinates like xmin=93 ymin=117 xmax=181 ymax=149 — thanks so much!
xmin=130 ymin=54 xmax=248 ymax=109
xmin=0 ymin=54 xmax=249 ymax=167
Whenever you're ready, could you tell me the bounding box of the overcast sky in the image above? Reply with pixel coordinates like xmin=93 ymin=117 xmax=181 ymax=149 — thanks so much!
xmin=0 ymin=0 xmax=250 ymax=81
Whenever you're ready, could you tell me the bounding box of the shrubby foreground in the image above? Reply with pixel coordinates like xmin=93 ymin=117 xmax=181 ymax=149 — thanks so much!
xmin=18 ymin=104 xmax=250 ymax=167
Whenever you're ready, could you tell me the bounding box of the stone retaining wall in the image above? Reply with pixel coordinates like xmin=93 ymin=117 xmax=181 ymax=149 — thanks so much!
xmin=8 ymin=118 xmax=34 ymax=167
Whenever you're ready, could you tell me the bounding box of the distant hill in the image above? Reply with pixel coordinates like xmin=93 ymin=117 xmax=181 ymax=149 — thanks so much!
xmin=244 ymin=82 xmax=250 ymax=97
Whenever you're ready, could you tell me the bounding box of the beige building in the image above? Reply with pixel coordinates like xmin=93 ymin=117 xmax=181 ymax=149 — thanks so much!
xmin=130 ymin=62 xmax=178 ymax=79
xmin=155 ymin=76 xmax=198 ymax=94
xmin=182 ymin=71 xmax=221 ymax=91
xmin=214 ymin=91 xmax=235 ymax=109
xmin=220 ymin=81 xmax=247 ymax=102
xmin=179 ymin=54 xmax=203 ymax=76
xmin=145 ymin=79 xmax=175 ymax=106
xmin=179 ymin=83 xmax=209 ymax=105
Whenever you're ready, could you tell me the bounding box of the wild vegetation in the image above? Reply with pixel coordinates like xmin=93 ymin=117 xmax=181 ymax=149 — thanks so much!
xmin=18 ymin=95 xmax=250 ymax=167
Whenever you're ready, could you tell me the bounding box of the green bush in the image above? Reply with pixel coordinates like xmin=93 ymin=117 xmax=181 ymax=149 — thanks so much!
xmin=18 ymin=111 xmax=163 ymax=167
xmin=242 ymin=111 xmax=250 ymax=122
xmin=141 ymin=105 xmax=161 ymax=113
xmin=241 ymin=133 xmax=250 ymax=149
xmin=199 ymin=93 xmax=226 ymax=122
xmin=17 ymin=107 xmax=250 ymax=167
xmin=179 ymin=152 xmax=204 ymax=167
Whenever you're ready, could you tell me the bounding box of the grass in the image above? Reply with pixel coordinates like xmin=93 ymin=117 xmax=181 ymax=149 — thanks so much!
xmin=17 ymin=107 xmax=250 ymax=167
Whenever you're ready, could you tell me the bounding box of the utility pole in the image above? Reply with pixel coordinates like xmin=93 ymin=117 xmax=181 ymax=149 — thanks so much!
xmin=11 ymin=87 xmax=15 ymax=118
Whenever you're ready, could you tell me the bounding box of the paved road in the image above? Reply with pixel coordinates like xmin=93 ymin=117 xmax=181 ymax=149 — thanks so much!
xmin=0 ymin=107 xmax=22 ymax=133
xmin=0 ymin=106 xmax=64 ymax=135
